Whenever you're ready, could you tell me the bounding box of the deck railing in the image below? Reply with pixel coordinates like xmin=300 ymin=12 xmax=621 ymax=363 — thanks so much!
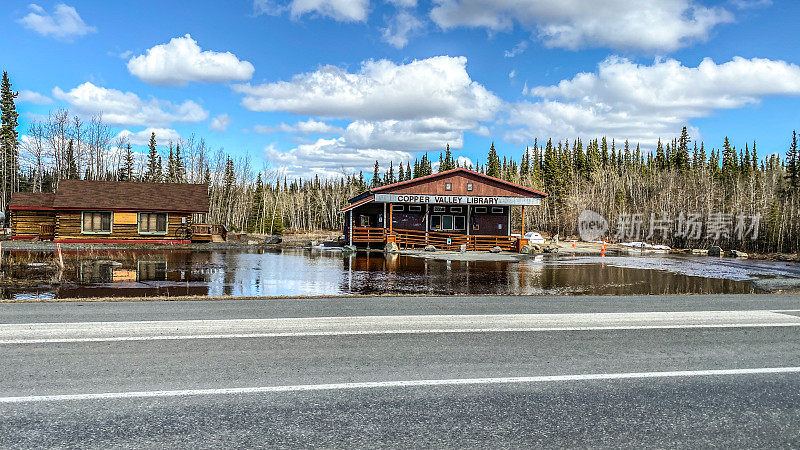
xmin=352 ymin=227 xmax=386 ymax=244
xmin=352 ymin=227 xmax=516 ymax=251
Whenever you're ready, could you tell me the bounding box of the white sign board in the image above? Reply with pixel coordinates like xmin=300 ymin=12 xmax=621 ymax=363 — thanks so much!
xmin=374 ymin=193 xmax=541 ymax=206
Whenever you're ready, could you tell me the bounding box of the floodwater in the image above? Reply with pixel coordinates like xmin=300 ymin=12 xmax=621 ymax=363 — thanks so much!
xmin=2 ymin=247 xmax=799 ymax=300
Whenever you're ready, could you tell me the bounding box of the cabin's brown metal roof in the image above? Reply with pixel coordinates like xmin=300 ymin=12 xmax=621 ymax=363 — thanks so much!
xmin=9 ymin=192 xmax=56 ymax=210
xmin=51 ymin=180 xmax=209 ymax=212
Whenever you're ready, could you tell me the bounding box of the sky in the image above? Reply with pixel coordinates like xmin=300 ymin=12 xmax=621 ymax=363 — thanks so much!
xmin=3 ymin=0 xmax=800 ymax=179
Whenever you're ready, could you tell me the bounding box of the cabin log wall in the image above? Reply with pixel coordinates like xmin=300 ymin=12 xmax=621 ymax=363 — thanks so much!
xmin=54 ymin=211 xmax=192 ymax=241
xmin=11 ymin=210 xmax=56 ymax=237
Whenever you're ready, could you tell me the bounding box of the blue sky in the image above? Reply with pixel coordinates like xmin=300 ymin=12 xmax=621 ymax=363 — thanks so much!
xmin=3 ymin=0 xmax=800 ymax=178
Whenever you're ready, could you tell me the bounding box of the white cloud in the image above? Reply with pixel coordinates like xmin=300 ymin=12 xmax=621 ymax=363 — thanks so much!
xmin=240 ymin=55 xmax=499 ymax=177
xmin=127 ymin=34 xmax=255 ymax=86
xmin=255 ymin=0 xmax=369 ymax=21
xmin=209 ymin=114 xmax=232 ymax=132
xmin=504 ymin=40 xmax=528 ymax=58
xmin=234 ymin=56 xmax=500 ymax=122
xmin=381 ymin=10 xmax=424 ymax=48
xmin=291 ymin=0 xmax=369 ymax=21
xmin=731 ymin=0 xmax=772 ymax=9
xmin=18 ymin=3 xmax=96 ymax=40
xmin=255 ymin=119 xmax=345 ymax=135
xmin=52 ymin=82 xmax=209 ymax=127
xmin=17 ymin=90 xmax=52 ymax=104
xmin=508 ymin=70 xmax=516 ymax=79
xmin=505 ymin=56 xmax=800 ymax=146
xmin=456 ymin=155 xmax=473 ymax=168
xmin=386 ymin=0 xmax=416 ymax=7
xmin=266 ymin=138 xmax=413 ymax=179
xmin=115 ymin=128 xmax=182 ymax=146
xmin=343 ymin=118 xmax=465 ymax=150
xmin=430 ymin=0 xmax=733 ymax=52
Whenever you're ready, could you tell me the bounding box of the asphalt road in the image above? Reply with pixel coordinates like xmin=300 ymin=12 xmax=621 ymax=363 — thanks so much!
xmin=2 ymin=294 xmax=800 ymax=448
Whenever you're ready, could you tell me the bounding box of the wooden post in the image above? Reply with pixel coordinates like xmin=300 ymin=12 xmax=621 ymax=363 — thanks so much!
xmin=56 ymin=242 xmax=64 ymax=270
xmin=425 ymin=204 xmax=429 ymax=244
xmin=388 ymin=203 xmax=393 ymax=234
xmin=521 ymin=205 xmax=526 ymax=237
xmin=383 ymin=203 xmax=387 ymax=229
xmin=348 ymin=211 xmax=353 ymax=246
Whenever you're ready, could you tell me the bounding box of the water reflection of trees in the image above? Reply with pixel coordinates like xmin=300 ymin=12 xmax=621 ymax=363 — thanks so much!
xmin=340 ymin=254 xmax=753 ymax=296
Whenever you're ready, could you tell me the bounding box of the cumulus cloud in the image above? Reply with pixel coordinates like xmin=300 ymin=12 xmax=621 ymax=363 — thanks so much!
xmin=381 ymin=10 xmax=424 ymax=48
xmin=52 ymin=82 xmax=209 ymax=127
xmin=505 ymin=56 xmax=800 ymax=146
xmin=17 ymin=90 xmax=52 ymax=104
xmin=18 ymin=3 xmax=96 ymax=40
xmin=240 ymin=55 xmax=499 ymax=177
xmin=234 ymin=56 xmax=500 ymax=122
xmin=254 ymin=119 xmax=345 ymax=135
xmin=127 ymin=34 xmax=255 ymax=86
xmin=115 ymin=128 xmax=182 ymax=146
xmin=430 ymin=0 xmax=733 ymax=52
xmin=209 ymin=114 xmax=232 ymax=132
xmin=266 ymin=138 xmax=413 ymax=179
xmin=254 ymin=0 xmax=369 ymax=21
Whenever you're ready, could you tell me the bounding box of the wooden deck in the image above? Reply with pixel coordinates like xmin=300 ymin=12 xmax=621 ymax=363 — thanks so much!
xmin=190 ymin=224 xmax=227 ymax=243
xmin=351 ymin=227 xmax=517 ymax=251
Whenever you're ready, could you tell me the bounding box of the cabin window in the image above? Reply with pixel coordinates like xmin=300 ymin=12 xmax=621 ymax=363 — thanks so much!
xmin=492 ymin=207 xmax=504 ymax=214
xmin=359 ymin=215 xmax=370 ymax=227
xmin=454 ymin=216 xmax=466 ymax=230
xmin=192 ymin=213 xmax=207 ymax=224
xmin=467 ymin=183 xmax=473 ymax=191
xmin=442 ymin=215 xmax=454 ymax=230
xmin=431 ymin=215 xmax=442 ymax=230
xmin=450 ymin=206 xmax=462 ymax=213
xmin=139 ymin=212 xmax=168 ymax=235
xmin=409 ymin=205 xmax=422 ymax=212
xmin=445 ymin=182 xmax=452 ymax=191
xmin=433 ymin=206 xmax=446 ymax=213
xmin=474 ymin=207 xmax=487 ymax=214
xmin=82 ymin=212 xmax=112 ymax=234
xmin=392 ymin=205 xmax=404 ymax=212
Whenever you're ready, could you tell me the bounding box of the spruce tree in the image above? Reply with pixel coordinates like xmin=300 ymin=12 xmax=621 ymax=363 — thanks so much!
xmin=0 ymin=71 xmax=19 ymax=211
xmin=371 ymin=160 xmax=380 ymax=188
xmin=155 ymin=156 xmax=163 ymax=183
xmin=167 ymin=144 xmax=177 ymax=182
xmin=175 ymin=143 xmax=185 ymax=182
xmin=674 ymin=126 xmax=691 ymax=172
xmin=123 ymin=143 xmax=135 ymax=181
xmin=786 ymin=130 xmax=800 ymax=190
xmin=145 ymin=132 xmax=159 ymax=182
xmin=66 ymin=139 xmax=78 ymax=179
xmin=721 ymin=136 xmax=738 ymax=186
xmin=486 ymin=142 xmax=501 ymax=178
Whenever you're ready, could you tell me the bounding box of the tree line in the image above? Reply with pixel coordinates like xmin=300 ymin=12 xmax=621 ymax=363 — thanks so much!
xmin=2 ymin=71 xmax=800 ymax=252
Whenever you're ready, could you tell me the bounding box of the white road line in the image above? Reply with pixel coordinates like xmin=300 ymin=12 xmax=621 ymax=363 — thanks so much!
xmin=2 ymin=322 xmax=800 ymax=345
xmin=2 ymin=366 xmax=799 ymax=404
xmin=2 ymin=310 xmax=800 ymax=344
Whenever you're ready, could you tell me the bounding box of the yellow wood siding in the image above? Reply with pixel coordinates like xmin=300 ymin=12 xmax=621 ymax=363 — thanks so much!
xmin=54 ymin=211 xmax=192 ymax=240
xmin=11 ymin=210 xmax=56 ymax=237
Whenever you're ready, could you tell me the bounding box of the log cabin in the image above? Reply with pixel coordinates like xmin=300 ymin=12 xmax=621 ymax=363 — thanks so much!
xmin=9 ymin=180 xmax=210 ymax=243
xmin=341 ymin=168 xmax=547 ymax=251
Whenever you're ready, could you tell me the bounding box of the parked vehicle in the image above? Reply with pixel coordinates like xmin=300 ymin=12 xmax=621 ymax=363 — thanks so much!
xmin=524 ymin=231 xmax=546 ymax=244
